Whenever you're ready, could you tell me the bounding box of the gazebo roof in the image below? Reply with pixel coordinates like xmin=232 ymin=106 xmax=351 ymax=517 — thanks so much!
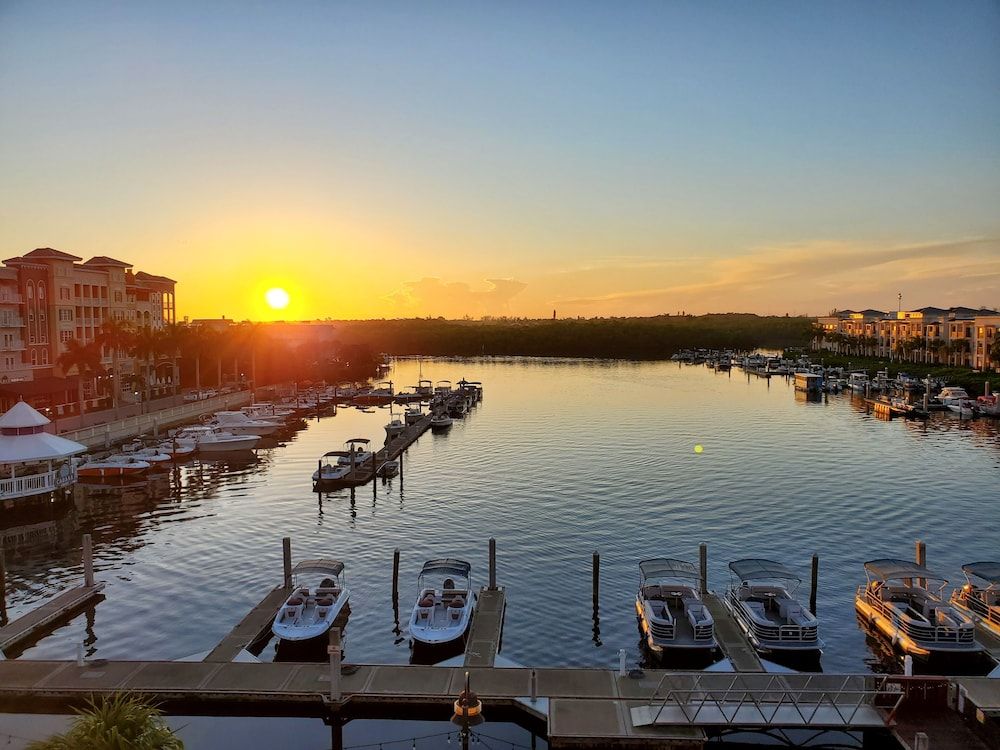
xmin=0 ymin=400 xmax=51 ymax=428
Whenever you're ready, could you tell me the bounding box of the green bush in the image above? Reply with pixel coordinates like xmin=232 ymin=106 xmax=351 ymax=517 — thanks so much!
xmin=27 ymin=694 xmax=183 ymax=750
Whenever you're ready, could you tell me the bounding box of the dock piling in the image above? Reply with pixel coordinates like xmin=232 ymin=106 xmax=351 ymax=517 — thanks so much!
xmin=328 ymin=628 xmax=341 ymax=702
xmin=489 ymin=538 xmax=496 ymax=590
xmin=915 ymin=539 xmax=927 ymax=588
xmin=913 ymin=732 xmax=928 ymax=750
xmin=282 ymin=537 xmax=292 ymax=589
xmin=530 ymin=668 xmax=537 ymax=704
xmin=699 ymin=542 xmax=708 ymax=594
xmin=592 ymin=550 xmax=600 ymax=606
xmin=809 ymin=553 xmax=819 ymax=614
xmin=82 ymin=534 xmax=94 ymax=588
xmin=392 ymin=548 xmax=400 ymax=602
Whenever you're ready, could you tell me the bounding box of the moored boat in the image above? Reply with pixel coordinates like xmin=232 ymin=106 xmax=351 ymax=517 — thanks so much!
xmin=77 ymin=454 xmax=152 ymax=477
xmin=855 ymin=558 xmax=982 ymax=660
xmin=725 ymin=558 xmax=821 ymax=655
xmin=272 ymin=559 xmax=350 ymax=642
xmin=409 ymin=559 xmax=475 ymax=647
xmin=635 ymin=558 xmax=716 ymax=657
xmin=204 ymin=411 xmax=281 ymax=436
xmin=430 ymin=413 xmax=453 ymax=431
xmin=312 ymin=452 xmax=353 ymax=482
xmin=950 ymin=562 xmax=1000 ymax=639
xmin=172 ymin=426 xmax=260 ymax=452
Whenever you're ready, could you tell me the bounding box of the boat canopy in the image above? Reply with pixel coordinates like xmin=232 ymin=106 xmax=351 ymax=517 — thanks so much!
xmin=640 ymin=558 xmax=700 ymax=581
xmin=321 ymin=451 xmax=352 ymax=458
xmin=345 ymin=438 xmax=370 ymax=444
xmin=962 ymin=562 xmax=1000 ymax=585
xmin=292 ymin=559 xmax=345 ymax=577
xmin=729 ymin=558 xmax=800 ymax=582
xmin=419 ymin=558 xmax=471 ymax=578
xmin=863 ymin=558 xmax=945 ymax=582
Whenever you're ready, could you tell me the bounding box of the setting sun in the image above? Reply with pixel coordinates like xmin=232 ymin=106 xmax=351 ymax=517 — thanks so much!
xmin=265 ymin=287 xmax=290 ymax=310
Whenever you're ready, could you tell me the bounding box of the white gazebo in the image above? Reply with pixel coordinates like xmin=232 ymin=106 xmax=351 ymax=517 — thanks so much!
xmin=0 ymin=400 xmax=86 ymax=503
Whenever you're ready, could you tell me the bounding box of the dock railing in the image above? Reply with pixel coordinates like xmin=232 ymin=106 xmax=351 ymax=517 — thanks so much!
xmin=858 ymin=586 xmax=978 ymax=645
xmin=635 ymin=673 xmax=899 ymax=728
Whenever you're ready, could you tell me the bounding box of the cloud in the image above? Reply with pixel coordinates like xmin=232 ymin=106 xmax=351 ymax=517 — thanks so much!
xmin=385 ymin=277 xmax=527 ymax=317
xmin=552 ymin=237 xmax=1000 ymax=315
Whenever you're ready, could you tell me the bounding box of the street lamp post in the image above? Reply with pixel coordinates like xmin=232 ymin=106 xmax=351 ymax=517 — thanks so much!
xmin=451 ymin=671 xmax=484 ymax=750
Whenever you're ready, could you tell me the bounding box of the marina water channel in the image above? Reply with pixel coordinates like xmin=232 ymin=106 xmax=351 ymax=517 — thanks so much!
xmin=2 ymin=357 xmax=999 ymax=746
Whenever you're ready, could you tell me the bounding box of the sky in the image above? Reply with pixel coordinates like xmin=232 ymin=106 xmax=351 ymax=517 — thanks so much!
xmin=1 ymin=1 xmax=998 ymax=320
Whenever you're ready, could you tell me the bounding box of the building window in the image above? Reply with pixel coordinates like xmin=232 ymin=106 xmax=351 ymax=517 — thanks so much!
xmin=60 ymin=286 xmax=70 ymax=301
xmin=26 ymin=282 xmax=33 ymax=300
xmin=41 ymin=349 xmax=48 ymax=365
xmin=30 ymin=350 xmax=37 ymax=365
xmin=60 ymin=330 xmax=72 ymax=343
xmin=39 ymin=284 xmax=45 ymax=300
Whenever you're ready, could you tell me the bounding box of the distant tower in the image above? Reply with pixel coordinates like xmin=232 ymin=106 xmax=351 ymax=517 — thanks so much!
xmin=552 ymin=309 xmax=556 ymax=320
xmin=897 ymin=292 xmax=902 ymax=313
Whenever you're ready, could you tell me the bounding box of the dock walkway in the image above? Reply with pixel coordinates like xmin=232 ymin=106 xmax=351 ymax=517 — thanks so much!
xmin=702 ymin=593 xmax=763 ymax=672
xmin=203 ymin=586 xmax=291 ymax=662
xmin=464 ymin=587 xmax=506 ymax=667
xmin=0 ymin=584 xmax=105 ymax=656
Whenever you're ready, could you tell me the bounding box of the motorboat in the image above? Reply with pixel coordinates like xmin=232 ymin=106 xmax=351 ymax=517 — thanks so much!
xmin=434 ymin=380 xmax=453 ymax=397
xmin=950 ymin=562 xmax=1000 ymax=639
xmin=336 ymin=438 xmax=373 ymax=466
xmin=77 ymin=454 xmax=152 ymax=477
xmin=855 ymin=558 xmax=981 ymax=660
xmin=355 ymin=382 xmax=394 ymax=406
xmin=204 ymin=411 xmax=281 ymax=436
xmin=241 ymin=403 xmax=294 ymax=424
xmin=725 ymin=559 xmax=821 ymax=654
xmin=120 ymin=444 xmax=172 ymax=463
xmin=848 ymin=372 xmax=869 ymax=393
xmin=946 ymin=398 xmax=979 ymax=418
xmin=936 ymin=386 xmax=971 ymax=407
xmin=976 ymin=393 xmax=1000 ymax=417
xmin=635 ymin=558 xmax=716 ymax=656
xmin=272 ymin=559 xmax=350 ymax=642
xmin=409 ymin=559 xmax=476 ymax=647
xmin=156 ymin=440 xmax=196 ymax=459
xmin=385 ymin=417 xmax=406 ymax=442
xmin=393 ymin=389 xmax=424 ymax=404
xmin=312 ymin=452 xmax=353 ymax=482
xmin=448 ymin=399 xmax=467 ymax=417
xmin=430 ymin=413 xmax=453 ymax=431
xmin=172 ymin=426 xmax=260 ymax=452
xmin=377 ymin=459 xmax=399 ymax=478
xmin=415 ymin=379 xmax=435 ymax=397
xmin=404 ymin=405 xmax=424 ymax=426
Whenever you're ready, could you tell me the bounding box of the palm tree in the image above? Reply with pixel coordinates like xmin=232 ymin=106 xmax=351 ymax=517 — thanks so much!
xmin=27 ymin=694 xmax=183 ymax=750
xmin=132 ymin=326 xmax=160 ymax=405
xmin=989 ymin=338 xmax=1000 ymax=371
xmin=236 ymin=321 xmax=264 ymax=391
xmin=56 ymin=339 xmax=104 ymax=415
xmin=159 ymin=323 xmax=185 ymax=394
xmin=180 ymin=326 xmax=211 ymax=392
xmin=96 ymin=319 xmax=135 ymax=410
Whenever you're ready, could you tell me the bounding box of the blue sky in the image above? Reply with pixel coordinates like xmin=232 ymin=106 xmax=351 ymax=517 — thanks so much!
xmin=1 ymin=1 xmax=998 ymax=318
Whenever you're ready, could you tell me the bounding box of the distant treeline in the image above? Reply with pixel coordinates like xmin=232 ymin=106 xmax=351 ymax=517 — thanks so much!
xmin=330 ymin=314 xmax=814 ymax=360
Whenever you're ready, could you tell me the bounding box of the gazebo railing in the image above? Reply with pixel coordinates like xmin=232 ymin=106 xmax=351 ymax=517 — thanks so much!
xmin=0 ymin=464 xmax=77 ymax=500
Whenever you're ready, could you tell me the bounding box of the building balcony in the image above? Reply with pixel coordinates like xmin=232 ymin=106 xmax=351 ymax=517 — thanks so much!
xmin=0 ymin=315 xmax=23 ymax=327
xmin=0 ymin=293 xmax=23 ymax=305
xmin=0 ymin=340 xmax=26 ymax=351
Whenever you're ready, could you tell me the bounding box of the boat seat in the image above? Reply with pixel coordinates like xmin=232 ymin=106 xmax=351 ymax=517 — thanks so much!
xmin=744 ymin=601 xmax=767 ymax=622
xmin=419 ymin=595 xmax=435 ymax=608
xmin=449 ymin=597 xmax=465 ymax=608
xmin=417 ymin=607 xmax=432 ymax=621
xmin=686 ymin=604 xmax=709 ymax=626
xmin=287 ymin=597 xmax=304 ymax=607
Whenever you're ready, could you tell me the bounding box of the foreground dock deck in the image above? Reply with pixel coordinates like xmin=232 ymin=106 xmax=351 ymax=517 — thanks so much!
xmin=701 ymin=593 xmax=763 ymax=672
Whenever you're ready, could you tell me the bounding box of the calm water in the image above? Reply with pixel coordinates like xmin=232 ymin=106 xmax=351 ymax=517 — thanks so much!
xmin=4 ymin=358 xmax=999 ymax=675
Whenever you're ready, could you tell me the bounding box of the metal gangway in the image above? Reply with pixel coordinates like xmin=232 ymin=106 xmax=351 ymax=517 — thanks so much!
xmin=631 ymin=672 xmax=900 ymax=728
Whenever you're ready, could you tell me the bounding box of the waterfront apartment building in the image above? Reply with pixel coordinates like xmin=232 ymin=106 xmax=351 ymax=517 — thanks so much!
xmin=0 ymin=248 xmax=176 ymax=409
xmin=815 ymin=306 xmax=999 ymax=369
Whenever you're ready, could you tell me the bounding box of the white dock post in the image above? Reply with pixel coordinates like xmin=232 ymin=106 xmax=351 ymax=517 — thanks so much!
xmin=530 ymin=669 xmax=538 ymax=704
xmin=82 ymin=534 xmax=94 ymax=588
xmin=904 ymin=655 xmax=913 ymax=676
xmin=328 ymin=628 xmax=341 ymax=702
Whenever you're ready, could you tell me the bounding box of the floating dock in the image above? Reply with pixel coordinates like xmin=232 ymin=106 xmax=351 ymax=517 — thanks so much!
xmin=464 ymin=587 xmax=506 ymax=667
xmin=0 ymin=583 xmax=105 ymax=656
xmin=203 ymin=586 xmax=291 ymax=662
xmin=701 ymin=593 xmax=763 ymax=672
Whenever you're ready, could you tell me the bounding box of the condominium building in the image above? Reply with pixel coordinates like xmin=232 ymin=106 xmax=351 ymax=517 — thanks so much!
xmin=815 ymin=306 xmax=999 ymax=369
xmin=0 ymin=248 xmax=176 ymax=410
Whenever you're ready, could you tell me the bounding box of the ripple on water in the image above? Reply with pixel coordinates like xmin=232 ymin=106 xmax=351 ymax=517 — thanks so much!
xmin=2 ymin=359 xmax=998 ymax=674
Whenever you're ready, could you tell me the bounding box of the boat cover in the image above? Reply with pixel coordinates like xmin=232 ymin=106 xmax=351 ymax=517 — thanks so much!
xmin=962 ymin=562 xmax=1000 ymax=585
xmin=293 ymin=559 xmax=345 ymax=577
xmin=728 ymin=558 xmax=800 ymax=582
xmin=639 ymin=558 xmax=700 ymax=580
xmin=321 ymin=451 xmax=352 ymax=457
xmin=420 ymin=558 xmax=471 ymax=577
xmin=863 ymin=558 xmax=944 ymax=582
xmin=346 ymin=438 xmax=370 ymax=444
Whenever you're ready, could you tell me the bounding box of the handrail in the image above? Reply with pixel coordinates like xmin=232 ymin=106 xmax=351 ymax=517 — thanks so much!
xmin=859 ymin=588 xmax=975 ymax=643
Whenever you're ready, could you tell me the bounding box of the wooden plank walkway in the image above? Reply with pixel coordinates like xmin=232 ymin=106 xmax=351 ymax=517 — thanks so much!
xmin=972 ymin=620 xmax=1000 ymax=663
xmin=203 ymin=586 xmax=290 ymax=662
xmin=0 ymin=584 xmax=105 ymax=656
xmin=464 ymin=587 xmax=506 ymax=667
xmin=702 ymin=593 xmax=763 ymax=672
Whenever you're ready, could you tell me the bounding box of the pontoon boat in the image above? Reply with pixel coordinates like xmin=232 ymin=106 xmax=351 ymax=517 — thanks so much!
xmin=855 ymin=558 xmax=981 ymax=659
xmin=725 ymin=558 xmax=821 ymax=654
xmin=636 ymin=558 xmax=716 ymax=656
xmin=950 ymin=562 xmax=1000 ymax=639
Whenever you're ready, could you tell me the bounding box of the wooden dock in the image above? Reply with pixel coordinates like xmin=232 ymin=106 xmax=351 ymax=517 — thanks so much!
xmin=701 ymin=593 xmax=763 ymax=672
xmin=0 ymin=584 xmax=105 ymax=656
xmin=464 ymin=587 xmax=506 ymax=667
xmin=203 ymin=586 xmax=291 ymax=662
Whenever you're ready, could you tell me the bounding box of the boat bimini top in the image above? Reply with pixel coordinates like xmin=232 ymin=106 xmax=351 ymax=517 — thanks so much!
xmin=419 ymin=558 xmax=471 ymax=581
xmin=962 ymin=562 xmax=1000 ymax=586
xmin=293 ymin=559 xmax=345 ymax=578
xmin=640 ymin=558 xmax=700 ymax=582
xmin=346 ymin=438 xmax=370 ymax=445
xmin=729 ymin=559 xmax=801 ymax=584
xmin=863 ymin=558 xmax=947 ymax=588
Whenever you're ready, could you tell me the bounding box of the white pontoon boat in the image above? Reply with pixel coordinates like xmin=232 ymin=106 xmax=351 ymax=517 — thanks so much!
xmin=951 ymin=562 xmax=1000 ymax=638
xmin=636 ymin=558 xmax=716 ymax=655
xmin=725 ymin=558 xmax=821 ymax=654
xmin=855 ymin=558 xmax=981 ymax=659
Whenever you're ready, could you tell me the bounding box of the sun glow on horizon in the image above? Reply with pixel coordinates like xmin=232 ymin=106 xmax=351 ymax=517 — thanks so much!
xmin=265 ymin=287 xmax=290 ymax=310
